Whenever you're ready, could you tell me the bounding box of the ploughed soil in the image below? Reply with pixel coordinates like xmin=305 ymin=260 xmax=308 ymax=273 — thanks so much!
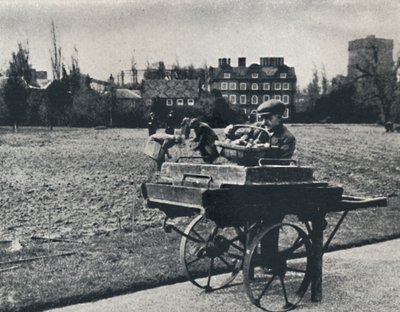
xmin=0 ymin=124 xmax=399 ymax=312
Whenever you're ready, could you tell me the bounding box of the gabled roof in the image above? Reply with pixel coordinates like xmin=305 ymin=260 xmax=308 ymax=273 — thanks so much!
xmin=29 ymin=79 xmax=52 ymax=90
xmin=143 ymin=79 xmax=199 ymax=99
xmin=115 ymin=88 xmax=141 ymax=99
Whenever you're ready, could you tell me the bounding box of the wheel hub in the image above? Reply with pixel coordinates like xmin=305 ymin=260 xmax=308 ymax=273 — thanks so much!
xmin=200 ymin=235 xmax=230 ymax=258
xmin=265 ymin=255 xmax=287 ymax=276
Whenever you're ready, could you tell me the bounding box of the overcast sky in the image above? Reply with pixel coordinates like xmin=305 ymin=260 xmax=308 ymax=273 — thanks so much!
xmin=0 ymin=0 xmax=399 ymax=88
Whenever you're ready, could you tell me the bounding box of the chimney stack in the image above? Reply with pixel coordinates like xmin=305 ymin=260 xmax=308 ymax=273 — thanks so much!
xmin=238 ymin=57 xmax=246 ymax=67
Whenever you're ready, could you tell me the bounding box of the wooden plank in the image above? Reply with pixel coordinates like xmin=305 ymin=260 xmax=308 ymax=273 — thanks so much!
xmin=160 ymin=162 xmax=314 ymax=186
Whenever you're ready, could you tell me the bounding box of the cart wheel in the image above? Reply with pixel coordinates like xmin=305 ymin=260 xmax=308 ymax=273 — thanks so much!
xmin=243 ymin=223 xmax=312 ymax=312
xmin=180 ymin=215 xmax=245 ymax=291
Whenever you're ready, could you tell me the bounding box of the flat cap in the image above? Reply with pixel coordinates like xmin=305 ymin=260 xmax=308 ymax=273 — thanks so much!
xmin=257 ymin=99 xmax=286 ymax=115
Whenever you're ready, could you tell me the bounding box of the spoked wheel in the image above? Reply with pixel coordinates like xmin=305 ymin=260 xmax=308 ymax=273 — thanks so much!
xmin=180 ymin=214 xmax=245 ymax=291
xmin=243 ymin=223 xmax=312 ymax=311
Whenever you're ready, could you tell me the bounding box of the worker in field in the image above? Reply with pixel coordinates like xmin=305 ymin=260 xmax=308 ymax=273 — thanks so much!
xmin=145 ymin=133 xmax=185 ymax=170
xmin=147 ymin=112 xmax=158 ymax=136
xmin=189 ymin=118 xmax=219 ymax=163
xmin=180 ymin=117 xmax=191 ymax=139
xmin=256 ymin=99 xmax=296 ymax=158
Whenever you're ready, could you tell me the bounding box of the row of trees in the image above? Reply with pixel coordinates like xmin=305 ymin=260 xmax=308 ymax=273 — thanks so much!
xmin=0 ymin=43 xmax=243 ymax=129
xmin=2 ymin=21 xmax=398 ymax=128
xmin=299 ymin=49 xmax=400 ymax=124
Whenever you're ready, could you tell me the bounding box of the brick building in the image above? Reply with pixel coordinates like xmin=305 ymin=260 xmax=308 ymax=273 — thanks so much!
xmin=209 ymin=57 xmax=297 ymax=119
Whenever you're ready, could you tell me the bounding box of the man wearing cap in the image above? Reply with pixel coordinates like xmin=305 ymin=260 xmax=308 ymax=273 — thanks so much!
xmin=189 ymin=118 xmax=219 ymax=163
xmin=253 ymin=100 xmax=296 ymax=263
xmin=256 ymin=99 xmax=296 ymax=159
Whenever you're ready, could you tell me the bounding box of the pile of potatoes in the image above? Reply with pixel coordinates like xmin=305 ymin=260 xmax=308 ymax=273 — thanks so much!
xmin=223 ymin=124 xmax=270 ymax=148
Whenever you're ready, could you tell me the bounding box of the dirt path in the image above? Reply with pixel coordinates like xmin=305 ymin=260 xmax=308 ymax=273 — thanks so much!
xmin=47 ymin=239 xmax=400 ymax=312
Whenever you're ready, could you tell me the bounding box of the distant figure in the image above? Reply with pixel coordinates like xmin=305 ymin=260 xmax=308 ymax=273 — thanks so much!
xmin=384 ymin=121 xmax=394 ymax=132
xmin=189 ymin=118 xmax=219 ymax=163
xmin=180 ymin=117 xmax=191 ymax=139
xmin=145 ymin=133 xmax=184 ymax=170
xmin=147 ymin=112 xmax=158 ymax=136
xmin=165 ymin=110 xmax=175 ymax=135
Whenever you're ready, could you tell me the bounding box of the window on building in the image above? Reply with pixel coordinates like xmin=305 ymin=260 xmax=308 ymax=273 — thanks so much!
xmin=229 ymin=94 xmax=237 ymax=104
xmin=187 ymin=99 xmax=194 ymax=106
xmin=224 ymin=73 xmax=231 ymax=79
xmin=283 ymin=108 xmax=289 ymax=119
xmin=222 ymin=94 xmax=229 ymax=99
xmin=251 ymin=73 xmax=259 ymax=79
xmin=282 ymin=95 xmax=289 ymax=104
xmin=251 ymin=83 xmax=258 ymax=90
xmin=274 ymin=95 xmax=281 ymax=101
xmin=166 ymin=99 xmax=173 ymax=106
xmin=263 ymin=83 xmax=270 ymax=90
xmin=263 ymin=95 xmax=270 ymax=102
xmin=229 ymin=82 xmax=237 ymax=90
xmin=280 ymin=73 xmax=287 ymax=79
xmin=240 ymin=95 xmax=246 ymax=104
xmin=251 ymin=95 xmax=258 ymax=105
xmin=283 ymin=82 xmax=290 ymax=90
xmin=221 ymin=82 xmax=228 ymax=90
xmin=274 ymin=82 xmax=281 ymax=90
xmin=177 ymin=99 xmax=184 ymax=106
xmin=240 ymin=82 xmax=247 ymax=90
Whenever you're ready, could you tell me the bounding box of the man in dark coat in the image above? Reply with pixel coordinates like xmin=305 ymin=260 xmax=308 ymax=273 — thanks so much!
xmin=255 ymin=100 xmax=297 ymax=266
xmin=147 ymin=112 xmax=158 ymax=136
xmin=256 ymin=99 xmax=296 ymax=158
xmin=189 ymin=118 xmax=219 ymax=163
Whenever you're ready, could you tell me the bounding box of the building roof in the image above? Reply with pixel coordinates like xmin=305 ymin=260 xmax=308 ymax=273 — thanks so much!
xmin=29 ymin=79 xmax=52 ymax=89
xmin=210 ymin=64 xmax=296 ymax=80
xmin=115 ymin=88 xmax=141 ymax=99
xmin=143 ymin=79 xmax=199 ymax=99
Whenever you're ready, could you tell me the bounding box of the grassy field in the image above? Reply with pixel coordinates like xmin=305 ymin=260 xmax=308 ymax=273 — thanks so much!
xmin=0 ymin=124 xmax=399 ymax=312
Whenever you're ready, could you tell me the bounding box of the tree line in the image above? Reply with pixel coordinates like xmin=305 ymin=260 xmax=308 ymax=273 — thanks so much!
xmin=297 ymin=52 xmax=400 ymax=124
xmin=0 ymin=45 xmax=245 ymax=130
xmin=1 ymin=21 xmax=399 ymax=129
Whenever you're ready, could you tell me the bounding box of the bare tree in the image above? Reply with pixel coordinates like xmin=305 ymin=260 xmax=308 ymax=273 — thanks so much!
xmin=50 ymin=20 xmax=62 ymax=80
xmin=353 ymin=45 xmax=400 ymax=123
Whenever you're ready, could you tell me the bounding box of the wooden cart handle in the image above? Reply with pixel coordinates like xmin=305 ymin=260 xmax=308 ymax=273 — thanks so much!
xmin=258 ymin=158 xmax=297 ymax=166
xmin=181 ymin=173 xmax=213 ymax=188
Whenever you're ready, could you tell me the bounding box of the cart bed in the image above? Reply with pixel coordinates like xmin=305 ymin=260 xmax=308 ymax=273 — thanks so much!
xmin=142 ymin=182 xmax=344 ymax=226
xmin=160 ymin=162 xmax=314 ymax=186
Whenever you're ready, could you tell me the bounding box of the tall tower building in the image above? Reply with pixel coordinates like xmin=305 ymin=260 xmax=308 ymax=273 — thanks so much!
xmin=347 ymin=35 xmax=394 ymax=80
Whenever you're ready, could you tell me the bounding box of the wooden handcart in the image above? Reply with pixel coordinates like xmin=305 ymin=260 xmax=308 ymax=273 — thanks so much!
xmin=141 ymin=155 xmax=387 ymax=311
